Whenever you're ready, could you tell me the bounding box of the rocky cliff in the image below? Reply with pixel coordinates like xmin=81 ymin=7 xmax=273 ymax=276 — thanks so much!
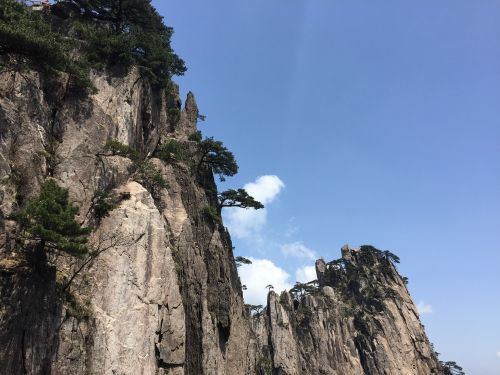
xmin=0 ymin=67 xmax=444 ymax=374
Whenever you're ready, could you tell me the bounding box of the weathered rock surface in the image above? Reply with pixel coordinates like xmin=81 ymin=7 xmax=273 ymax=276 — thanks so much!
xmin=252 ymin=247 xmax=442 ymax=375
xmin=0 ymin=67 xmax=444 ymax=375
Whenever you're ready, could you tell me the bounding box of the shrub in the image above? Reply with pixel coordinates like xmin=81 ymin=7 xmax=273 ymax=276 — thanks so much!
xmin=104 ymin=140 xmax=140 ymax=161
xmin=91 ymin=189 xmax=130 ymax=222
xmin=188 ymin=130 xmax=202 ymax=143
xmin=167 ymin=108 xmax=181 ymax=124
xmin=203 ymin=205 xmax=221 ymax=224
xmin=102 ymin=140 xmax=167 ymax=201
xmin=156 ymin=139 xmax=187 ymax=163
xmin=134 ymin=160 xmax=168 ymax=199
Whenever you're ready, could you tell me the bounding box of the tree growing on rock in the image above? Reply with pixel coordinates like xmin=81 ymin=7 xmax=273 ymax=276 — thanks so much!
xmin=442 ymin=361 xmax=465 ymax=375
xmin=11 ymin=180 xmax=91 ymax=258
xmin=62 ymin=0 xmax=186 ymax=86
xmin=218 ymin=189 xmax=263 ymax=210
xmin=382 ymin=250 xmax=400 ymax=264
xmin=191 ymin=131 xmax=238 ymax=181
xmin=290 ymin=282 xmax=319 ymax=298
xmin=235 ymin=256 xmax=252 ymax=268
xmin=245 ymin=304 xmax=263 ymax=315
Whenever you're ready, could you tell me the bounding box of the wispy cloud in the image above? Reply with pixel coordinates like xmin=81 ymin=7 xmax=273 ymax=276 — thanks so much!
xmin=295 ymin=265 xmax=317 ymax=283
xmin=496 ymin=351 xmax=500 ymax=358
xmin=238 ymin=257 xmax=292 ymax=306
xmin=417 ymin=301 xmax=433 ymax=315
xmin=224 ymin=175 xmax=285 ymax=239
xmin=281 ymin=242 xmax=316 ymax=260
xmin=284 ymin=217 xmax=299 ymax=238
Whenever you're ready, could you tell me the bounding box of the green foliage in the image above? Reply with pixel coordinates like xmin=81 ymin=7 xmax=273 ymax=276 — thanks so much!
xmin=235 ymin=255 xmax=252 ymax=267
xmin=134 ymin=160 xmax=168 ymax=199
xmin=257 ymin=356 xmax=273 ymax=375
xmin=0 ymin=0 xmax=93 ymax=91
xmin=91 ymin=189 xmax=130 ymax=221
xmin=69 ymin=0 xmax=186 ymax=87
xmin=382 ymin=249 xmax=400 ymax=264
xmin=202 ymin=205 xmax=221 ymax=224
xmin=104 ymin=140 xmax=140 ymax=161
xmin=358 ymin=245 xmax=400 ymax=273
xmin=320 ymin=245 xmax=406 ymax=315
xmin=64 ymin=289 xmax=91 ymax=320
xmin=12 ymin=180 xmax=91 ymax=256
xmin=441 ymin=361 xmax=465 ymax=375
xmin=167 ymin=108 xmax=181 ymax=124
xmin=91 ymin=190 xmax=116 ymax=221
xmin=218 ymin=188 xmax=264 ymax=210
xmin=196 ymin=136 xmax=238 ymax=181
xmin=290 ymin=281 xmax=319 ymax=298
xmin=156 ymin=139 xmax=187 ymax=163
xmin=245 ymin=304 xmax=263 ymax=315
xmin=0 ymin=0 xmax=185 ymax=92
xmin=188 ymin=130 xmax=202 ymax=143
xmin=102 ymin=140 xmax=167 ymax=200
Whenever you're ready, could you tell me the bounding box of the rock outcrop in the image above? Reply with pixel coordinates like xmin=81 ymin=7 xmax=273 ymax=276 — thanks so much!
xmin=252 ymin=246 xmax=441 ymax=375
xmin=0 ymin=67 xmax=444 ymax=374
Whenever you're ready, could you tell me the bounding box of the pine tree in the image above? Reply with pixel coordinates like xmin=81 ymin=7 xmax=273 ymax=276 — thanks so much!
xmin=70 ymin=0 xmax=186 ymax=85
xmin=218 ymin=189 xmax=263 ymax=209
xmin=12 ymin=180 xmax=91 ymax=257
xmin=235 ymin=256 xmax=252 ymax=267
xmin=195 ymin=136 xmax=238 ymax=181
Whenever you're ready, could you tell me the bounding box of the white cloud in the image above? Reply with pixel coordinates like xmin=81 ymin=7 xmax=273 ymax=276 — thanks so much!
xmin=238 ymin=257 xmax=292 ymax=306
xmin=496 ymin=351 xmax=500 ymax=358
xmin=244 ymin=175 xmax=285 ymax=204
xmin=295 ymin=265 xmax=317 ymax=283
xmin=281 ymin=242 xmax=316 ymax=260
xmin=224 ymin=175 xmax=285 ymax=239
xmin=417 ymin=301 xmax=433 ymax=315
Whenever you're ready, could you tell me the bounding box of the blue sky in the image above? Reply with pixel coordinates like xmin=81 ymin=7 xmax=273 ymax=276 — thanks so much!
xmin=154 ymin=1 xmax=500 ymax=373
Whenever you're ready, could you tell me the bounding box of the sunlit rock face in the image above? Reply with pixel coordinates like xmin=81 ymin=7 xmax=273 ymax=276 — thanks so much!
xmin=252 ymin=246 xmax=442 ymax=375
xmin=0 ymin=67 xmax=442 ymax=374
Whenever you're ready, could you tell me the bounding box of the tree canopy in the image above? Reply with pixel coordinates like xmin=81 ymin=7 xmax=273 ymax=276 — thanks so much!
xmin=442 ymin=361 xmax=465 ymax=375
xmin=290 ymin=281 xmax=319 ymax=298
xmin=235 ymin=256 xmax=252 ymax=267
xmin=194 ymin=135 xmax=238 ymax=181
xmin=12 ymin=180 xmax=91 ymax=257
xmin=0 ymin=0 xmax=92 ymax=90
xmin=0 ymin=0 xmax=185 ymax=91
xmin=218 ymin=189 xmax=263 ymax=210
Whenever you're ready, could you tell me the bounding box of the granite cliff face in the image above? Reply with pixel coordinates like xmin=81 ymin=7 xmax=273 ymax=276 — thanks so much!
xmin=252 ymin=246 xmax=442 ymax=375
xmin=0 ymin=68 xmax=443 ymax=374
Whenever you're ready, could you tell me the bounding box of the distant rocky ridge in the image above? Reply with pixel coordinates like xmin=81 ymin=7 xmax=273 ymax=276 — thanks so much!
xmin=0 ymin=59 xmax=447 ymax=375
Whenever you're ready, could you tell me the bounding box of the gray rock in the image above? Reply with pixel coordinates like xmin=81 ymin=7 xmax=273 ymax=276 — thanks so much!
xmin=0 ymin=68 xmax=445 ymax=375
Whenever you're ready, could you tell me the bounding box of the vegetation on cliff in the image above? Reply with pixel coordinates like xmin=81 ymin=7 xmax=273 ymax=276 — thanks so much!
xmin=10 ymin=179 xmax=90 ymax=257
xmin=217 ymin=188 xmax=264 ymax=210
xmin=0 ymin=0 xmax=185 ymax=91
